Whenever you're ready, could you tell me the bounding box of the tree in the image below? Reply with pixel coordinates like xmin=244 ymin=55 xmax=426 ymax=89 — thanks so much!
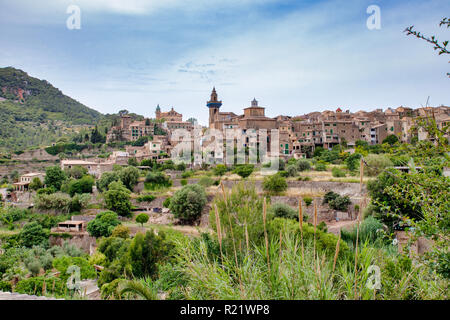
xmin=44 ymin=166 xmax=66 ymax=191
xmin=128 ymin=157 xmax=138 ymax=167
xmin=233 ymin=164 xmax=254 ymax=179
xmin=65 ymin=165 xmax=88 ymax=179
xmin=382 ymin=134 xmax=399 ymax=145
xmin=90 ymin=126 xmax=105 ymax=144
xmin=170 ymin=184 xmax=207 ymax=223
xmin=97 ymin=171 xmax=120 ymax=192
xmin=136 ymin=213 xmax=149 ymax=227
xmin=262 ymin=174 xmax=288 ymax=194
xmin=29 ymin=177 xmax=43 ymax=191
xmin=68 ymin=175 xmax=95 ymax=196
xmin=104 ymin=181 xmax=132 ymax=217
xmin=87 ymin=211 xmax=121 ymax=238
xmin=119 ymin=166 xmax=140 ymax=191
xmin=345 ymin=153 xmax=362 ymax=172
xmin=128 ymin=230 xmax=173 ymax=278
xmin=19 ymin=222 xmax=49 ymax=248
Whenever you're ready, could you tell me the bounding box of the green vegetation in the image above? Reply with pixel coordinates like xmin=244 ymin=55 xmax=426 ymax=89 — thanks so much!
xmin=87 ymin=211 xmax=121 ymax=238
xmin=170 ymin=184 xmax=207 ymax=223
xmin=135 ymin=213 xmax=149 ymax=227
xmin=262 ymin=174 xmax=288 ymax=194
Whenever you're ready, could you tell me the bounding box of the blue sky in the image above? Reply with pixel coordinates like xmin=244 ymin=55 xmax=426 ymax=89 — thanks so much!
xmin=0 ymin=0 xmax=449 ymax=125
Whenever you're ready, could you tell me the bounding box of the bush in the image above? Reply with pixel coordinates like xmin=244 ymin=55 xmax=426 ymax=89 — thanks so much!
xmin=104 ymin=181 xmax=132 ymax=217
xmin=331 ymin=167 xmax=346 ymax=178
xmin=213 ymin=164 xmax=227 ymax=176
xmin=233 ymin=164 xmax=254 ymax=179
xmin=181 ymin=171 xmax=194 ymax=179
xmin=70 ymin=193 xmax=91 ymax=212
xmin=15 ymin=276 xmax=65 ymax=297
xmin=111 ymin=225 xmax=130 ymax=239
xmin=269 ymin=203 xmax=305 ymax=221
xmin=19 ymin=222 xmax=49 ymax=248
xmin=136 ymin=194 xmax=156 ymax=203
xmin=176 ymin=162 xmax=186 ymax=171
xmin=87 ymin=211 xmax=121 ymax=238
xmin=345 ymin=153 xmax=362 ymax=172
xmin=286 ymin=165 xmax=298 ymax=177
xmin=382 ymin=134 xmax=399 ymax=145
xmin=34 ymin=192 xmax=72 ymax=213
xmin=136 ymin=213 xmax=149 ymax=226
xmin=180 ymin=179 xmax=188 ymax=186
xmin=145 ymin=172 xmax=171 ymax=190
xmin=364 ymin=154 xmax=393 ymax=177
xmin=303 ymin=197 xmax=313 ymax=207
xmin=262 ymin=174 xmax=288 ymax=194
xmin=170 ymin=185 xmax=207 ymax=223
xmin=296 ymin=160 xmax=311 ymax=172
xmin=315 ymin=162 xmax=327 ymax=171
xmin=52 ymin=256 xmax=96 ymax=281
xmin=341 ymin=216 xmax=384 ymax=245
xmin=330 ymin=195 xmax=351 ymax=211
xmin=198 ymin=176 xmax=214 ymax=187
xmin=163 ymin=197 xmax=171 ymax=208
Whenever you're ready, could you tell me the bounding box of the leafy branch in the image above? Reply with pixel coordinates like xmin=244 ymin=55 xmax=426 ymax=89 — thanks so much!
xmin=404 ymin=17 xmax=449 ymax=77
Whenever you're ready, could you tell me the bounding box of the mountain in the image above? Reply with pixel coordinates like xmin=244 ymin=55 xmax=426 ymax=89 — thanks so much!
xmin=0 ymin=67 xmax=103 ymax=153
xmin=0 ymin=67 xmax=101 ymax=124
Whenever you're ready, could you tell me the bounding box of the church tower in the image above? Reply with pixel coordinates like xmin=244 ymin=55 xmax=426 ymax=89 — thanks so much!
xmin=155 ymin=104 xmax=161 ymax=119
xmin=206 ymin=87 xmax=222 ymax=128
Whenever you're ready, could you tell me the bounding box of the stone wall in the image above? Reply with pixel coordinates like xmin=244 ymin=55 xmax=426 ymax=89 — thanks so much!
xmin=49 ymin=233 xmax=97 ymax=254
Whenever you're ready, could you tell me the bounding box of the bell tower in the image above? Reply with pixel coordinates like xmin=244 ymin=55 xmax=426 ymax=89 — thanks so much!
xmin=206 ymin=87 xmax=222 ymax=129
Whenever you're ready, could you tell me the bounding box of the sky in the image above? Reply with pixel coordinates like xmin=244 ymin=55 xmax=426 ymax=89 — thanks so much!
xmin=0 ymin=0 xmax=449 ymax=125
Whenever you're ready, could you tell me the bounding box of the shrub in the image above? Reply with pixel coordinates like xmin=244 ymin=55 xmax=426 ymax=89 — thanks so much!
xmin=198 ymin=176 xmax=214 ymax=187
xmin=52 ymin=256 xmax=96 ymax=281
xmin=111 ymin=225 xmax=130 ymax=239
xmin=180 ymin=179 xmax=188 ymax=186
xmin=315 ymin=162 xmax=327 ymax=171
xmin=36 ymin=187 xmax=56 ymax=195
xmin=382 ymin=134 xmax=399 ymax=145
xmin=278 ymin=170 xmax=289 ymax=177
xmin=262 ymin=174 xmax=288 ymax=194
xmin=136 ymin=194 xmax=156 ymax=203
xmin=162 ymin=197 xmax=171 ymax=208
xmin=136 ymin=213 xmax=149 ymax=226
xmin=34 ymin=192 xmax=72 ymax=213
xmin=170 ymin=184 xmax=207 ymax=223
xmin=296 ymin=160 xmax=311 ymax=172
xmin=303 ymin=197 xmax=313 ymax=207
xmin=331 ymin=167 xmax=346 ymax=177
xmin=70 ymin=193 xmax=91 ymax=212
xmin=345 ymin=153 xmax=362 ymax=171
xmin=176 ymin=162 xmax=186 ymax=171
xmin=19 ymin=222 xmax=49 ymax=248
xmin=286 ymin=165 xmax=298 ymax=177
xmin=15 ymin=276 xmax=65 ymax=297
xmin=145 ymin=171 xmax=171 ymax=190
xmin=364 ymin=154 xmax=393 ymax=177
xmin=233 ymin=164 xmax=254 ymax=179
xmin=104 ymin=181 xmax=132 ymax=217
xmin=181 ymin=171 xmax=193 ymax=179
xmin=213 ymin=164 xmax=227 ymax=176
xmin=329 ymin=195 xmax=351 ymax=211
xmin=87 ymin=211 xmax=121 ymax=238
xmin=341 ymin=216 xmax=384 ymax=245
xmin=269 ymin=203 xmax=305 ymax=221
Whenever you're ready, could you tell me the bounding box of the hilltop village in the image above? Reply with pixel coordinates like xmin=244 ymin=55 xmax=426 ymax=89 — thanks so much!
xmin=0 ymin=87 xmax=449 ymax=300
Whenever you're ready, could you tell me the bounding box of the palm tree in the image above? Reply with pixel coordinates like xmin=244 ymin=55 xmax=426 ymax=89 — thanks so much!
xmin=117 ymin=278 xmax=158 ymax=300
